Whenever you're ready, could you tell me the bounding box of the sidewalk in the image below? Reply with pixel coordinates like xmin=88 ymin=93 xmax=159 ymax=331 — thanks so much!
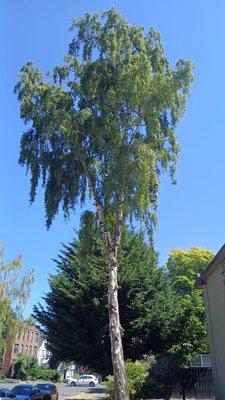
xmin=65 ymin=391 xmax=106 ymax=400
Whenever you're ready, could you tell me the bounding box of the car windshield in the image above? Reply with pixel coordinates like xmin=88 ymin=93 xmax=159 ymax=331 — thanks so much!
xmin=12 ymin=387 xmax=32 ymax=395
xmin=0 ymin=391 xmax=6 ymax=397
xmin=35 ymin=385 xmax=52 ymax=393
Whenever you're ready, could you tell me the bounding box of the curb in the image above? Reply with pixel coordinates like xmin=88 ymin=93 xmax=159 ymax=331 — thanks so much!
xmin=64 ymin=393 xmax=106 ymax=400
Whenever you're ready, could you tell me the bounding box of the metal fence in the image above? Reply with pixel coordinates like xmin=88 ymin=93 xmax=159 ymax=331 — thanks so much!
xmin=190 ymin=355 xmax=211 ymax=369
xmin=172 ymin=367 xmax=215 ymax=399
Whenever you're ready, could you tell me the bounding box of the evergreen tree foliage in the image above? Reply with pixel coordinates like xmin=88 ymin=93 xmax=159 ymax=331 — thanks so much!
xmin=33 ymin=219 xmax=213 ymax=375
xmin=33 ymin=213 xmax=174 ymax=374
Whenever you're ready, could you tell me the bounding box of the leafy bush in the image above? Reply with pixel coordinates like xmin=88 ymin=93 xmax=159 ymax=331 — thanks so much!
xmin=105 ymin=375 xmax=115 ymax=399
xmin=14 ymin=355 xmax=38 ymax=380
xmin=0 ymin=373 xmax=5 ymax=380
xmin=13 ymin=355 xmax=60 ymax=381
xmin=36 ymin=368 xmax=60 ymax=381
xmin=106 ymin=360 xmax=149 ymax=400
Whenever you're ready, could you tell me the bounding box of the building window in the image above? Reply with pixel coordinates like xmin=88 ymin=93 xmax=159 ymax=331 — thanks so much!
xmin=33 ymin=346 xmax=37 ymax=356
xmin=35 ymin=333 xmax=39 ymax=342
xmin=16 ymin=332 xmax=21 ymax=339
xmin=14 ymin=344 xmax=19 ymax=354
xmin=29 ymin=346 xmax=32 ymax=355
xmin=27 ymin=331 xmax=30 ymax=340
xmin=31 ymin=332 xmax=34 ymax=341
xmin=22 ymin=331 xmax=25 ymax=340
xmin=21 ymin=344 xmax=24 ymax=354
xmin=25 ymin=345 xmax=28 ymax=354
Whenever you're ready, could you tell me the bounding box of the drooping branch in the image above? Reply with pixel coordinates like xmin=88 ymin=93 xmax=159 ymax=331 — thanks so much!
xmin=80 ymin=160 xmax=113 ymax=251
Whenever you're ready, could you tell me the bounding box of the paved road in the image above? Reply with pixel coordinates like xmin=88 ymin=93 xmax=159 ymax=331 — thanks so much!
xmin=56 ymin=383 xmax=106 ymax=399
xmin=3 ymin=382 xmax=106 ymax=400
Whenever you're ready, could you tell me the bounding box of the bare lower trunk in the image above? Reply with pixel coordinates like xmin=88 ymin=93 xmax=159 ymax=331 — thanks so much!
xmin=86 ymin=172 xmax=127 ymax=399
xmin=108 ymin=248 xmax=129 ymax=400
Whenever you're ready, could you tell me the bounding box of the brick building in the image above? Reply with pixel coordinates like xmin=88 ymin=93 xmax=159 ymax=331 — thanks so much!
xmin=0 ymin=325 xmax=44 ymax=376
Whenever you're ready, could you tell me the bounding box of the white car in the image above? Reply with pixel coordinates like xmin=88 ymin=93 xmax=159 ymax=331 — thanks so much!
xmin=67 ymin=375 xmax=99 ymax=387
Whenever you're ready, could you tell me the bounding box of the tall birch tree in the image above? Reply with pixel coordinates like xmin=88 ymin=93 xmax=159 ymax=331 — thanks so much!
xmin=15 ymin=9 xmax=193 ymax=400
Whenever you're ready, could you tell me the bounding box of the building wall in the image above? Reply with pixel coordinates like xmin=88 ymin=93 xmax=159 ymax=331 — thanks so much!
xmin=204 ymin=263 xmax=225 ymax=400
xmin=37 ymin=340 xmax=50 ymax=366
xmin=0 ymin=325 xmax=43 ymax=376
xmin=0 ymin=338 xmax=14 ymax=376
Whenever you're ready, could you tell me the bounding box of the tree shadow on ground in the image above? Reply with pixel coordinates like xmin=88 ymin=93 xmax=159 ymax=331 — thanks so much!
xmin=86 ymin=387 xmax=105 ymax=394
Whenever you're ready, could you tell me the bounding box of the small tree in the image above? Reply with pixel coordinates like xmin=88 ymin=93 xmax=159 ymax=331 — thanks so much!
xmin=0 ymin=245 xmax=34 ymax=357
xmin=165 ymin=247 xmax=214 ymax=363
xmin=15 ymin=9 xmax=193 ymax=400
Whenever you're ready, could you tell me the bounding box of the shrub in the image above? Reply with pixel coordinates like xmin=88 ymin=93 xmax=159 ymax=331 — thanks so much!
xmin=106 ymin=360 xmax=149 ymax=400
xmin=13 ymin=355 xmax=38 ymax=380
xmin=105 ymin=375 xmax=115 ymax=399
xmin=35 ymin=367 xmax=60 ymax=381
xmin=49 ymin=370 xmax=61 ymax=382
xmin=13 ymin=355 xmax=60 ymax=382
xmin=0 ymin=373 xmax=5 ymax=380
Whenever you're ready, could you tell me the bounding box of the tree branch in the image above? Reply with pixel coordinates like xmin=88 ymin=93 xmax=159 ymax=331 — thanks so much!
xmin=80 ymin=160 xmax=113 ymax=250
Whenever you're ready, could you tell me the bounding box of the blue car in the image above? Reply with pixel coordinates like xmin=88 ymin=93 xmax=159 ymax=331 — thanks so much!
xmin=11 ymin=385 xmax=44 ymax=400
xmin=0 ymin=387 xmax=14 ymax=400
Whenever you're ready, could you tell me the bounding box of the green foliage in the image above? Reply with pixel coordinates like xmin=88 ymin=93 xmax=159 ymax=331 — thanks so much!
xmin=33 ymin=216 xmax=213 ymax=375
xmin=15 ymin=8 xmax=193 ymax=233
xmin=167 ymin=247 xmax=213 ymax=295
xmin=126 ymin=361 xmax=150 ymax=399
xmin=0 ymin=245 xmax=34 ymax=356
xmin=106 ymin=360 xmax=149 ymax=400
xmin=13 ymin=355 xmax=60 ymax=381
xmin=13 ymin=355 xmax=38 ymax=380
xmin=165 ymin=247 xmax=214 ymax=364
xmin=15 ymin=11 xmax=193 ymax=395
xmin=33 ymin=213 xmax=175 ymax=374
xmin=35 ymin=367 xmax=60 ymax=381
xmin=139 ymin=248 xmax=215 ymax=399
xmin=0 ymin=373 xmax=5 ymax=380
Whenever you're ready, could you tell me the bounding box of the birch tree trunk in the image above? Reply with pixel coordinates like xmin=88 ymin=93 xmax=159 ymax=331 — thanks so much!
xmin=108 ymin=246 xmax=129 ymax=400
xmin=87 ymin=176 xmax=128 ymax=400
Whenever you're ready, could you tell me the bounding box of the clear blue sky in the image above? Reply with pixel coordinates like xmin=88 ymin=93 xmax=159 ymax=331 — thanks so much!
xmin=1 ymin=0 xmax=225 ymax=315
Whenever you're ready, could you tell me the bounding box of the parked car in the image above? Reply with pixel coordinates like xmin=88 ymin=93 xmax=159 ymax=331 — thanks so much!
xmin=67 ymin=374 xmax=99 ymax=387
xmin=11 ymin=385 xmax=43 ymax=400
xmin=35 ymin=384 xmax=58 ymax=400
xmin=93 ymin=374 xmax=102 ymax=383
xmin=0 ymin=387 xmax=14 ymax=400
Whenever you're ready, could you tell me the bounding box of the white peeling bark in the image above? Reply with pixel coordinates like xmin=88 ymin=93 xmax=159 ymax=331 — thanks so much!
xmin=108 ymin=247 xmax=129 ymax=400
xmin=86 ymin=174 xmax=128 ymax=400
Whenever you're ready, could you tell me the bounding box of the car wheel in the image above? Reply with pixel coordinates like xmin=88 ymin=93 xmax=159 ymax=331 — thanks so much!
xmin=71 ymin=382 xmax=76 ymax=387
xmin=89 ymin=382 xmax=95 ymax=387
